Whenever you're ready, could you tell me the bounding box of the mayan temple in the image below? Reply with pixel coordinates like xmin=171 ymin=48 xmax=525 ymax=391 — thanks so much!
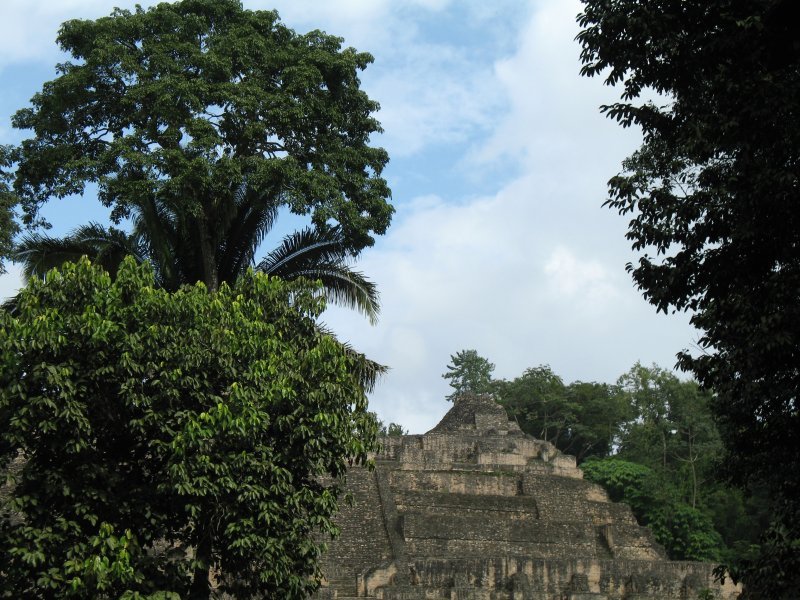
xmin=315 ymin=394 xmax=740 ymax=600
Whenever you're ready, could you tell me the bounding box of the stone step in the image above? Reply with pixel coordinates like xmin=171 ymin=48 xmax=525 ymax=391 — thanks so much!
xmin=395 ymin=489 xmax=539 ymax=514
xmin=401 ymin=510 xmax=599 ymax=546
xmin=324 ymin=579 xmax=357 ymax=596
xmin=389 ymin=469 xmax=520 ymax=496
xmin=406 ymin=537 xmax=598 ymax=560
xmin=376 ymin=586 xmax=496 ymax=600
xmin=376 ymin=585 xmax=594 ymax=600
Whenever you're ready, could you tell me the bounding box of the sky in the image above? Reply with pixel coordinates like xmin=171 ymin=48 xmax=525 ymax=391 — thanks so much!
xmin=0 ymin=0 xmax=698 ymax=433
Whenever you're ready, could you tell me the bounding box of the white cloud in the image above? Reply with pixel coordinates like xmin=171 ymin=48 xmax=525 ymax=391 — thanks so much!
xmin=318 ymin=0 xmax=698 ymax=433
xmin=0 ymin=0 xmax=701 ymax=436
xmin=0 ymin=263 xmax=23 ymax=300
xmin=544 ymin=246 xmax=620 ymax=313
xmin=0 ymin=0 xmax=153 ymax=68
xmin=279 ymin=2 xmax=508 ymax=159
xmin=324 ymin=170 xmax=696 ymax=433
xmin=368 ymin=50 xmax=502 ymax=157
xmin=471 ymin=0 xmax=639 ymax=174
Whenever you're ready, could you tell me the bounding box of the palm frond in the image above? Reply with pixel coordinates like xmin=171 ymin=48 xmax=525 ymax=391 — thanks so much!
xmin=217 ymin=182 xmax=280 ymax=284
xmin=256 ymin=227 xmax=349 ymax=276
xmin=316 ymin=322 xmax=388 ymax=393
xmin=2 ymin=295 xmax=19 ymax=316
xmin=256 ymin=227 xmax=380 ymax=323
xmin=13 ymin=223 xmax=140 ymax=281
xmin=291 ymin=263 xmax=380 ymax=325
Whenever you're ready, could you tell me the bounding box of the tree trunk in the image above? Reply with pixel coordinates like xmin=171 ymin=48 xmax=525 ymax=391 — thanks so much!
xmin=688 ymin=431 xmax=697 ymax=508
xmin=197 ymin=219 xmax=219 ymax=292
xmin=188 ymin=523 xmax=213 ymax=599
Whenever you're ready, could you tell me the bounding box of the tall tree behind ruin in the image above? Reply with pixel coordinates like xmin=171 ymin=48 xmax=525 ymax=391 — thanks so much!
xmin=577 ymin=1 xmax=800 ymax=594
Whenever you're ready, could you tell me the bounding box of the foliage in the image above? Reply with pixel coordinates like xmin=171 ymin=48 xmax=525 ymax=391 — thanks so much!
xmin=9 ymin=0 xmax=392 ymax=291
xmin=650 ymin=503 xmax=724 ymax=563
xmin=14 ymin=216 xmax=380 ymax=323
xmin=582 ymin=458 xmax=722 ymax=561
xmin=380 ymin=422 xmax=408 ymax=437
xmin=256 ymin=226 xmax=379 ymax=323
xmin=581 ymin=458 xmax=660 ymax=513
xmin=496 ymin=365 xmax=570 ymax=445
xmin=725 ymin=521 xmax=800 ymax=600
xmin=562 ymin=381 xmax=630 ymax=462
xmin=616 ymin=363 xmax=721 ymax=508
xmin=0 ymin=257 xmax=378 ymax=599
xmin=442 ymin=349 xmax=495 ymax=401
xmin=495 ymin=366 xmax=630 ymax=463
xmin=704 ymin=485 xmax=772 ymax=565
xmin=578 ymin=1 xmax=800 ymax=592
xmin=494 ymin=360 xmax=764 ymax=563
xmin=0 ymin=146 xmax=19 ymax=274
xmin=372 ymin=413 xmax=408 ymax=436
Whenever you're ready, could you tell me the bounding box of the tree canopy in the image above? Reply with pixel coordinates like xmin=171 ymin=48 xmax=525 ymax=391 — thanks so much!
xmin=441 ymin=349 xmax=495 ymax=401
xmin=0 ymin=257 xmax=378 ymax=598
xmin=0 ymin=146 xmax=18 ymax=274
xmin=582 ymin=458 xmax=724 ymax=562
xmin=615 ymin=363 xmax=721 ymax=511
xmin=495 ymin=365 xmax=630 ymax=463
xmin=578 ymin=1 xmax=800 ymax=594
xmin=494 ymin=360 xmax=765 ymax=565
xmin=8 ymin=0 xmax=392 ymax=291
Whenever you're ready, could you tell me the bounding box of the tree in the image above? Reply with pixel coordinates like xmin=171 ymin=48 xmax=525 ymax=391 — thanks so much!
xmin=667 ymin=381 xmax=722 ymax=509
xmin=616 ymin=364 xmax=722 ymax=509
xmin=616 ymin=363 xmax=679 ymax=472
xmin=13 ymin=208 xmax=380 ymax=323
xmin=563 ymin=380 xmax=631 ymax=462
xmin=582 ymin=458 xmax=724 ymax=562
xmin=9 ymin=0 xmax=393 ymax=293
xmin=379 ymin=422 xmax=408 ymax=436
xmin=495 ymin=365 xmax=629 ymax=463
xmin=441 ymin=349 xmax=495 ymax=401
xmin=0 ymin=257 xmax=378 ymax=599
xmin=577 ymin=1 xmax=800 ymax=594
xmin=495 ymin=365 xmax=571 ymax=445
xmin=0 ymin=146 xmax=19 ymax=274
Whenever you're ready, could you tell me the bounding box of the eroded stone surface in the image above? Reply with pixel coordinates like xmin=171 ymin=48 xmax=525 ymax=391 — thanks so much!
xmin=316 ymin=394 xmax=740 ymax=599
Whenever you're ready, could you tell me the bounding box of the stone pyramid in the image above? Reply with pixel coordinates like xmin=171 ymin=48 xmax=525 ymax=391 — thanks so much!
xmin=316 ymin=394 xmax=740 ymax=599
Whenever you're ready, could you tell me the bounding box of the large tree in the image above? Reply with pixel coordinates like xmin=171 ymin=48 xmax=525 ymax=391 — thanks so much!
xmin=495 ymin=365 xmax=571 ymax=445
xmin=0 ymin=146 xmax=19 ymax=274
xmin=615 ymin=363 xmax=721 ymax=510
xmin=577 ymin=1 xmax=800 ymax=595
xmin=9 ymin=0 xmax=392 ymax=293
xmin=0 ymin=257 xmax=378 ymax=599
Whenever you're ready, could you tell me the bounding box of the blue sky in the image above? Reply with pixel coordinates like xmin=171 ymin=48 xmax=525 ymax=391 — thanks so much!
xmin=0 ymin=0 xmax=697 ymax=432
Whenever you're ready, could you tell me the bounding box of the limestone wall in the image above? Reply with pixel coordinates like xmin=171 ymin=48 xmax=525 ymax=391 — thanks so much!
xmin=317 ymin=468 xmax=392 ymax=596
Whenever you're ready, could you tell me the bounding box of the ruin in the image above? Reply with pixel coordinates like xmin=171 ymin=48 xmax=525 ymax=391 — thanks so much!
xmin=315 ymin=394 xmax=740 ymax=599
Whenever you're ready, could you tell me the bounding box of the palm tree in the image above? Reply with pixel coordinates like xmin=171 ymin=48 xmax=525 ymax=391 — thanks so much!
xmin=14 ymin=187 xmax=379 ymax=324
xmin=11 ymin=186 xmax=384 ymax=388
